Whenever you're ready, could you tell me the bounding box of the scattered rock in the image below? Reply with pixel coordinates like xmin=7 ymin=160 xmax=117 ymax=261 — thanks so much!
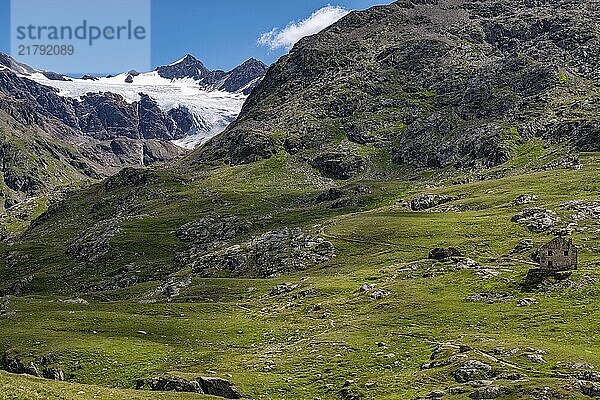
xmin=359 ymin=283 xmax=376 ymax=293
xmin=497 ymin=372 xmax=523 ymax=381
xmin=369 ymin=289 xmax=390 ymax=300
xmin=153 ymin=276 xmax=192 ymax=300
xmin=542 ymin=155 xmax=582 ymax=171
xmin=565 ymin=362 xmax=595 ymax=371
xmin=467 ymin=293 xmax=513 ymax=303
xmin=575 ymin=370 xmax=600 ymax=381
xmin=410 ymin=194 xmax=455 ymax=211
xmin=271 ymin=283 xmax=298 ymax=296
xmin=514 ymin=194 xmax=537 ymax=205
xmin=511 ymin=208 xmax=558 ymax=233
xmin=524 ymin=353 xmax=546 ymax=364
xmin=453 ymin=360 xmax=494 ymax=383
xmin=339 ymin=386 xmax=364 ymax=400
xmin=469 ymin=385 xmax=510 ymax=399
xmin=429 ymin=247 xmax=462 ymax=260
xmin=513 ymin=239 xmax=534 ymax=253
xmin=517 ymin=298 xmax=538 ymax=307
xmin=426 ymin=390 xmax=445 ymax=399
xmin=58 ymin=298 xmax=88 ymax=305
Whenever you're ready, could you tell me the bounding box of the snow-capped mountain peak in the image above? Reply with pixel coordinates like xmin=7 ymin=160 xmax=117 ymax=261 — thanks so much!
xmin=19 ymin=54 xmax=269 ymax=149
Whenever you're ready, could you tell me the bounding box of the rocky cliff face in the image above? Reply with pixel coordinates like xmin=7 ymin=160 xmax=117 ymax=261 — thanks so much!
xmin=0 ymin=69 xmax=185 ymax=205
xmin=191 ymin=0 xmax=600 ymax=177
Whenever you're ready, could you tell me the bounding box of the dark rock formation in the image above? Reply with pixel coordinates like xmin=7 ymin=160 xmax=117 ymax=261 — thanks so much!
xmin=513 ymin=239 xmax=534 ymax=253
xmin=1 ymin=351 xmax=64 ymax=381
xmin=220 ymin=58 xmax=268 ymax=94
xmin=429 ymin=247 xmax=462 ymax=260
xmin=41 ymin=71 xmax=71 ymax=81
xmin=198 ymin=376 xmax=243 ymax=399
xmin=137 ymin=376 xmax=243 ymax=399
xmin=156 ymin=54 xmax=214 ymax=81
xmin=310 ymin=152 xmax=366 ymax=180
xmin=80 ymin=75 xmax=99 ymax=81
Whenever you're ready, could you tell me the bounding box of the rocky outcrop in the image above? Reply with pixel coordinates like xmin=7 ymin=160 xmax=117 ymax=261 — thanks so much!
xmin=310 ymin=152 xmax=366 ymax=180
xmin=199 ymin=377 xmax=244 ymax=399
xmin=513 ymin=239 xmax=534 ymax=253
xmin=66 ymin=218 xmax=121 ymax=262
xmin=143 ymin=376 xmax=203 ymax=393
xmin=137 ymin=376 xmax=243 ymax=399
xmin=429 ymin=247 xmax=462 ymax=260
xmin=2 ymin=351 xmax=64 ymax=381
xmin=1 ymin=275 xmax=34 ymax=296
xmin=514 ymin=194 xmax=537 ymax=206
xmin=453 ymin=360 xmax=495 ymax=383
xmin=410 ymin=194 xmax=455 ymax=211
xmin=511 ymin=208 xmax=559 ymax=233
xmin=176 ymin=214 xmax=251 ymax=244
xmin=178 ymin=227 xmax=335 ymax=278
xmin=469 ymin=386 xmax=510 ymax=399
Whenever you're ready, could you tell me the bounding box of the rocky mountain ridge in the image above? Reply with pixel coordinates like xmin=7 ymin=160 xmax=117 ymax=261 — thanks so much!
xmin=155 ymin=54 xmax=268 ymax=94
xmin=191 ymin=0 xmax=600 ymax=180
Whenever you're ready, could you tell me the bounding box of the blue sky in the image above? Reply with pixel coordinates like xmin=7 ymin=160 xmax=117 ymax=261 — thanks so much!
xmin=0 ymin=0 xmax=390 ymax=72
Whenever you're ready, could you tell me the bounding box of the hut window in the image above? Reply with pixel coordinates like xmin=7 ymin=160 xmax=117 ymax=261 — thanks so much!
xmin=548 ymin=250 xmax=553 ymax=256
xmin=564 ymin=251 xmax=569 ymax=256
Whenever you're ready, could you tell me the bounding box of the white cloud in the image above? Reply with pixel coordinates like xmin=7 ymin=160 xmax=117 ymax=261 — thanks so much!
xmin=258 ymin=5 xmax=350 ymax=50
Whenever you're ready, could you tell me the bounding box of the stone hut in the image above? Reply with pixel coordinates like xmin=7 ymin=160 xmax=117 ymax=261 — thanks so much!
xmin=537 ymin=237 xmax=578 ymax=273
xmin=525 ymin=237 xmax=577 ymax=285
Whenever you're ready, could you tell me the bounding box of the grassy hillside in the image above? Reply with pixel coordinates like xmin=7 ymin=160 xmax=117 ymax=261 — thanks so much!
xmin=1 ymin=149 xmax=600 ymax=399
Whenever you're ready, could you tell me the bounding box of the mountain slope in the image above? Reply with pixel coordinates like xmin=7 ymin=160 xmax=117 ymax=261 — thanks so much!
xmin=191 ymin=0 xmax=600 ymax=177
xmin=3 ymin=1 xmax=600 ymax=399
